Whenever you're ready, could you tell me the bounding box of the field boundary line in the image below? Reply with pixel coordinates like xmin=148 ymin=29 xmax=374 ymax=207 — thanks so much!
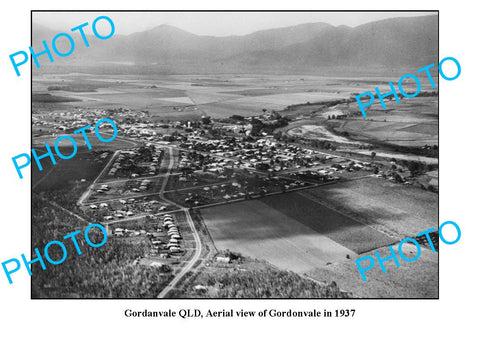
xmin=297 ymin=190 xmax=402 ymax=241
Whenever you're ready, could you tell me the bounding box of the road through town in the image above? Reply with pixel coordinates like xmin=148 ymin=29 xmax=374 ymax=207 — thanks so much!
xmin=157 ymin=147 xmax=202 ymax=298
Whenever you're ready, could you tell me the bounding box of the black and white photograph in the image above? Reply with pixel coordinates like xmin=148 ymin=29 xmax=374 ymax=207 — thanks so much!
xmin=3 ymin=0 xmax=480 ymax=338
xmin=29 ymin=10 xmax=440 ymax=299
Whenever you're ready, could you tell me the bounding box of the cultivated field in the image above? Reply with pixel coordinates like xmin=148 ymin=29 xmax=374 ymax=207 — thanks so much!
xmin=302 ymin=176 xmax=438 ymax=238
xmin=33 ymin=73 xmax=430 ymax=120
xmin=201 ymin=176 xmax=438 ymax=298
xmin=335 ymin=96 xmax=438 ymax=147
xmin=201 ymin=199 xmax=356 ymax=272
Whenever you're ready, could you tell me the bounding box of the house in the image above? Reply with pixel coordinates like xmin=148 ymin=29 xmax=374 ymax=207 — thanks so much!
xmin=194 ymin=285 xmax=207 ymax=292
xmin=216 ymin=256 xmax=231 ymax=263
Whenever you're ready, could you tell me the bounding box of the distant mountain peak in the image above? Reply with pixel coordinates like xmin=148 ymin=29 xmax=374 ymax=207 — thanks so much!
xmin=145 ymin=24 xmax=197 ymax=36
xmin=32 ymin=14 xmax=438 ymax=75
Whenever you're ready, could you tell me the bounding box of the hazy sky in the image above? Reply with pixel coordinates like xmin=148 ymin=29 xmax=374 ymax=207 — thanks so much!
xmin=33 ymin=11 xmax=436 ymax=36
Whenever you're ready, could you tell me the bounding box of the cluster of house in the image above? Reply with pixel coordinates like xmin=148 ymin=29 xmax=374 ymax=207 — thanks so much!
xmin=184 ymin=182 xmax=246 ymax=206
xmin=103 ymin=200 xmax=136 ymax=220
xmin=294 ymin=160 xmax=371 ymax=181
xmin=33 ymin=108 xmax=120 ymax=135
xmin=164 ymin=215 xmax=182 ymax=253
xmin=108 ymin=148 xmax=161 ymax=178
xmin=181 ymin=175 xmax=308 ymax=207
xmin=179 ymin=137 xmax=329 ymax=173
xmin=128 ymin=179 xmax=153 ymax=193
xmin=114 ymin=227 xmax=147 ymax=237
xmin=96 ymin=184 xmax=111 ymax=194
xmin=92 ymin=198 xmax=168 ymax=221
xmin=149 ymin=214 xmax=183 ymax=256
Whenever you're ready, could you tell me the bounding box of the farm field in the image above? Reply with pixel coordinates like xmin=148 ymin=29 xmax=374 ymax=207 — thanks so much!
xmin=201 ymin=200 xmax=356 ymax=272
xmin=31 ymin=147 xmax=111 ymax=192
xmin=259 ymin=191 xmax=397 ymax=253
xmin=302 ymin=177 xmax=438 ymax=238
xmin=201 ymin=176 xmax=438 ymax=297
xmin=281 ymin=94 xmax=438 ymax=153
xmin=334 ymin=96 xmax=438 ymax=147
xmin=33 ymin=73 xmax=430 ymax=120
xmin=33 ymin=133 xmax=138 ymax=151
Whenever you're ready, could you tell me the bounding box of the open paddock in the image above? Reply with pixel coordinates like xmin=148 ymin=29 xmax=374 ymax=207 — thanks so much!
xmin=307 ymin=242 xmax=438 ymax=298
xmin=302 ymin=176 xmax=438 ymax=238
xmin=31 ymin=147 xmax=112 ymax=192
xmin=335 ymin=96 xmax=438 ymax=147
xmin=201 ymin=200 xmax=356 ymax=272
xmin=33 ymin=133 xmax=137 ymax=151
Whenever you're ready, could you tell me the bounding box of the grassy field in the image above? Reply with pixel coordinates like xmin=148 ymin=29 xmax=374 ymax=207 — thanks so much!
xmin=33 ymin=133 xmax=137 ymax=151
xmin=32 ymin=148 xmax=110 ymax=192
xmin=307 ymin=242 xmax=439 ymax=298
xmin=335 ymin=96 xmax=438 ymax=147
xmin=31 ymin=133 xmax=138 ymax=192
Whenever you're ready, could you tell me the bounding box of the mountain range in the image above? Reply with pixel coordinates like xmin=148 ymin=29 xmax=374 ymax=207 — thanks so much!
xmin=32 ymin=14 xmax=438 ymax=75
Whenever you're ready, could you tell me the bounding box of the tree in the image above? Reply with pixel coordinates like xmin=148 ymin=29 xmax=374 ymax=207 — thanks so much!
xmin=201 ymin=116 xmax=211 ymax=125
xmin=407 ymin=161 xmax=424 ymax=176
